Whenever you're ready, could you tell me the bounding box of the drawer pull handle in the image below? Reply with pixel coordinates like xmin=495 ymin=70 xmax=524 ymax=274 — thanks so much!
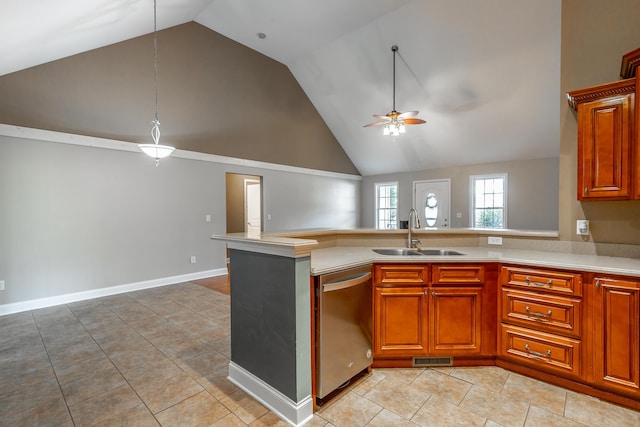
xmin=525 ymin=306 xmax=552 ymax=319
xmin=525 ymin=276 xmax=553 ymax=287
xmin=524 ymin=344 xmax=551 ymax=358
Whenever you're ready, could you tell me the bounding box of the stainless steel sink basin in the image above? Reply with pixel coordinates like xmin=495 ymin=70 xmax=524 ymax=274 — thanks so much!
xmin=373 ymin=248 xmax=423 ymax=256
xmin=373 ymin=248 xmax=466 ymax=256
xmin=417 ymin=249 xmax=465 ymax=256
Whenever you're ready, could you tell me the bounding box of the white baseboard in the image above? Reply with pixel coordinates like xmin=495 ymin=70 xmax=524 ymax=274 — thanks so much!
xmin=228 ymin=362 xmax=313 ymax=427
xmin=0 ymin=268 xmax=228 ymax=316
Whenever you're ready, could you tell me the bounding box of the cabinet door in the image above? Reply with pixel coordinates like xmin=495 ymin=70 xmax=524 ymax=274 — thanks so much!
xmin=577 ymin=94 xmax=634 ymax=200
xmin=593 ymin=278 xmax=640 ymax=395
xmin=429 ymin=287 xmax=482 ymax=355
xmin=373 ymin=286 xmax=428 ymax=358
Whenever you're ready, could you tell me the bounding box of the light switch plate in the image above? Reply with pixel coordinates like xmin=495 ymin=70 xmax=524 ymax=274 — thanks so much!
xmin=0 ymin=280 xmax=4 ymax=291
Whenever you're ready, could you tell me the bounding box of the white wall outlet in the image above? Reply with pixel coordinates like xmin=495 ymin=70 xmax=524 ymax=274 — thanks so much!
xmin=577 ymin=219 xmax=589 ymax=235
xmin=456 ymin=212 xmax=462 ymax=218
xmin=190 ymin=256 xmax=196 ymax=264
xmin=488 ymin=236 xmax=503 ymax=245
xmin=205 ymin=214 xmax=211 ymax=223
xmin=0 ymin=280 xmax=4 ymax=291
xmin=267 ymin=214 xmax=272 ymax=220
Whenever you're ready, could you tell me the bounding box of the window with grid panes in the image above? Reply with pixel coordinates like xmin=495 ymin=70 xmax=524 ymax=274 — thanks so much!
xmin=471 ymin=174 xmax=507 ymax=229
xmin=375 ymin=182 xmax=398 ymax=229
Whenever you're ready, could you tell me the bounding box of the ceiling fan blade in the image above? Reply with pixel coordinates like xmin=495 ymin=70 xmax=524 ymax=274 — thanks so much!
xmin=363 ymin=121 xmax=388 ymax=127
xmin=398 ymin=111 xmax=419 ymax=119
xmin=373 ymin=114 xmax=392 ymax=121
xmin=403 ymin=118 xmax=426 ymax=125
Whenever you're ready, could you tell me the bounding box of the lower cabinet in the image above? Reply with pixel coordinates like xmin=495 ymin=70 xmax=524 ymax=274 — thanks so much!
xmin=592 ymin=276 xmax=640 ymax=395
xmin=500 ymin=323 xmax=582 ymax=378
xmin=373 ymin=286 xmax=428 ymax=357
xmin=429 ymin=287 xmax=482 ymax=354
xmin=371 ymin=261 xmax=640 ymax=410
xmin=373 ymin=263 xmax=493 ymax=363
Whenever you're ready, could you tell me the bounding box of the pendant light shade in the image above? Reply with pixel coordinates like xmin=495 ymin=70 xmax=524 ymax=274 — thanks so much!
xmin=138 ymin=0 xmax=174 ymax=166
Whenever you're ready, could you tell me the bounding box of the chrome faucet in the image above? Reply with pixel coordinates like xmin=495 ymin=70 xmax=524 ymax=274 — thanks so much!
xmin=407 ymin=208 xmax=422 ymax=248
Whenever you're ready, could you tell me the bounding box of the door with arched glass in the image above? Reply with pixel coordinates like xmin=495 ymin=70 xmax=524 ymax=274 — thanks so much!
xmin=413 ymin=179 xmax=451 ymax=229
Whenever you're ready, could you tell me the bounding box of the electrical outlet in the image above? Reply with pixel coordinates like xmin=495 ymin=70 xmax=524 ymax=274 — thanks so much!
xmin=488 ymin=236 xmax=503 ymax=245
xmin=0 ymin=280 xmax=4 ymax=291
xmin=205 ymin=214 xmax=211 ymax=223
xmin=576 ymin=220 xmax=589 ymax=235
xmin=190 ymin=256 xmax=196 ymax=264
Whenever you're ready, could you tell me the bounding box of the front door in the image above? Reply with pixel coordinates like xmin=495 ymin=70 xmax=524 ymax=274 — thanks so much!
xmin=413 ymin=179 xmax=451 ymax=229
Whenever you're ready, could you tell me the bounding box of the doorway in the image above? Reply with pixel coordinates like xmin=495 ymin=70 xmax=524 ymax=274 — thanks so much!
xmin=413 ymin=179 xmax=451 ymax=229
xmin=226 ymin=173 xmax=263 ymax=234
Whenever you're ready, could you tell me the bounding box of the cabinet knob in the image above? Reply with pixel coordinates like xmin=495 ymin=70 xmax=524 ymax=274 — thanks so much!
xmin=595 ymin=280 xmax=600 ymax=288
xmin=584 ymin=187 xmax=589 ymax=194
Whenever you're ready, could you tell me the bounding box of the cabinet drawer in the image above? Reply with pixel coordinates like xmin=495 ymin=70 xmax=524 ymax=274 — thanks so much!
xmin=500 ymin=266 xmax=582 ymax=296
xmin=432 ymin=265 xmax=484 ymax=285
xmin=501 ymin=289 xmax=582 ymax=337
xmin=374 ymin=265 xmax=428 ymax=285
xmin=500 ymin=324 xmax=581 ymax=377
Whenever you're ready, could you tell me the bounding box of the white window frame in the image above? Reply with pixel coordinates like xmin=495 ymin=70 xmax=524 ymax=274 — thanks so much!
xmin=375 ymin=182 xmax=398 ymax=229
xmin=470 ymin=174 xmax=508 ymax=229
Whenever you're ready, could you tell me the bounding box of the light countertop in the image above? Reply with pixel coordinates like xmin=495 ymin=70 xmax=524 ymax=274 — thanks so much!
xmin=310 ymin=246 xmax=640 ymax=277
xmin=211 ymin=230 xmax=640 ymax=278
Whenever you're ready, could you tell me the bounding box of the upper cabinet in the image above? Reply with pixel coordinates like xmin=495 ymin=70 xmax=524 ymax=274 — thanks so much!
xmin=567 ymin=48 xmax=640 ymax=201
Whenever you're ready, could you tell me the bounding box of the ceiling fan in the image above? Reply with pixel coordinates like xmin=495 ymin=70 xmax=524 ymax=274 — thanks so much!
xmin=364 ymin=45 xmax=425 ymax=136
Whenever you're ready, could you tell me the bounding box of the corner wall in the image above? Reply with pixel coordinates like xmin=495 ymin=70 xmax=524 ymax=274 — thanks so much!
xmin=560 ymin=0 xmax=640 ymax=244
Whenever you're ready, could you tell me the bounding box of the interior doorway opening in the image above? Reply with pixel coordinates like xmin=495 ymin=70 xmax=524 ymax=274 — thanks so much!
xmin=225 ymin=173 xmax=263 ymax=234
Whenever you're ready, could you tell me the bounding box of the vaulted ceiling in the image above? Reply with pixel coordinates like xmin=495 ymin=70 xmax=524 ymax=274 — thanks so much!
xmin=1 ymin=0 xmax=561 ymax=176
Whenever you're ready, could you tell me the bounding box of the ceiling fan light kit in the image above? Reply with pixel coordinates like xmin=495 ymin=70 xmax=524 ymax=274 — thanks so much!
xmin=364 ymin=45 xmax=425 ymax=136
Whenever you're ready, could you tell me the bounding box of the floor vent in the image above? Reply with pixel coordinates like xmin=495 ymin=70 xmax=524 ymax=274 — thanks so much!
xmin=412 ymin=356 xmax=453 ymax=367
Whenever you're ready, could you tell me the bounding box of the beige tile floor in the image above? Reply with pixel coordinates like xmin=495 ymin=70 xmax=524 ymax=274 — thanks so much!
xmin=2 ymin=280 xmax=640 ymax=426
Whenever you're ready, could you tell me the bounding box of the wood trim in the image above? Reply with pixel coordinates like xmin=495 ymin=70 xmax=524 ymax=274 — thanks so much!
xmin=566 ymin=78 xmax=635 ymax=110
xmin=621 ymin=47 xmax=640 ymax=79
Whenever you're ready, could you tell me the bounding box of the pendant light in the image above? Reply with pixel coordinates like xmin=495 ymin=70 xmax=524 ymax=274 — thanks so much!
xmin=138 ymin=0 xmax=174 ymax=166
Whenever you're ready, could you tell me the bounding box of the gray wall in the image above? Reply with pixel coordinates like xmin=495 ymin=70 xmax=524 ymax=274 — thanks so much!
xmin=361 ymin=157 xmax=559 ymax=230
xmin=0 ymin=135 xmax=360 ymax=307
xmin=0 ymin=22 xmax=359 ymax=176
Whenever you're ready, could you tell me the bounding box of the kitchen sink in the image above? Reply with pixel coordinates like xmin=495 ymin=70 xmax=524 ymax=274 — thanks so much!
xmin=373 ymin=248 xmax=466 ymax=256
xmin=373 ymin=248 xmax=423 ymax=256
xmin=417 ymin=249 xmax=465 ymax=256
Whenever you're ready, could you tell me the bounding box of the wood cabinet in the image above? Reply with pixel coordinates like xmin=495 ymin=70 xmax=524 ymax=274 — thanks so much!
xmin=373 ymin=286 xmax=428 ymax=357
xmin=372 ymin=263 xmax=496 ymax=364
xmin=498 ymin=266 xmax=584 ymax=379
xmin=429 ymin=265 xmax=486 ymax=355
xmin=591 ymin=276 xmax=640 ymax=396
xmin=429 ymin=287 xmax=482 ymax=354
xmin=567 ymin=77 xmax=637 ymax=200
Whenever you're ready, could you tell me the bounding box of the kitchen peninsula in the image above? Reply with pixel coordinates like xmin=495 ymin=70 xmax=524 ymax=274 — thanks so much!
xmin=212 ymin=229 xmax=640 ymax=427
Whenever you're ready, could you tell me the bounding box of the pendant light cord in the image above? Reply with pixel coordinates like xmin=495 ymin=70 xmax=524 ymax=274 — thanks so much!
xmin=153 ymin=0 xmax=158 ymax=123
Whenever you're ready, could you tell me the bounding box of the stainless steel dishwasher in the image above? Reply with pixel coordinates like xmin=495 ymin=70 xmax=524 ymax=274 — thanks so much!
xmin=316 ymin=264 xmax=373 ymax=399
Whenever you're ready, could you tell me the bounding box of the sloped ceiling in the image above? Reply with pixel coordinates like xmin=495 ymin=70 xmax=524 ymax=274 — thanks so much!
xmin=1 ymin=0 xmax=561 ymax=176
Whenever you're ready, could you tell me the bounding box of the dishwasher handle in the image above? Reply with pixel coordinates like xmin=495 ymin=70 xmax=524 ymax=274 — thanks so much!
xmin=323 ymin=272 xmax=371 ymax=292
